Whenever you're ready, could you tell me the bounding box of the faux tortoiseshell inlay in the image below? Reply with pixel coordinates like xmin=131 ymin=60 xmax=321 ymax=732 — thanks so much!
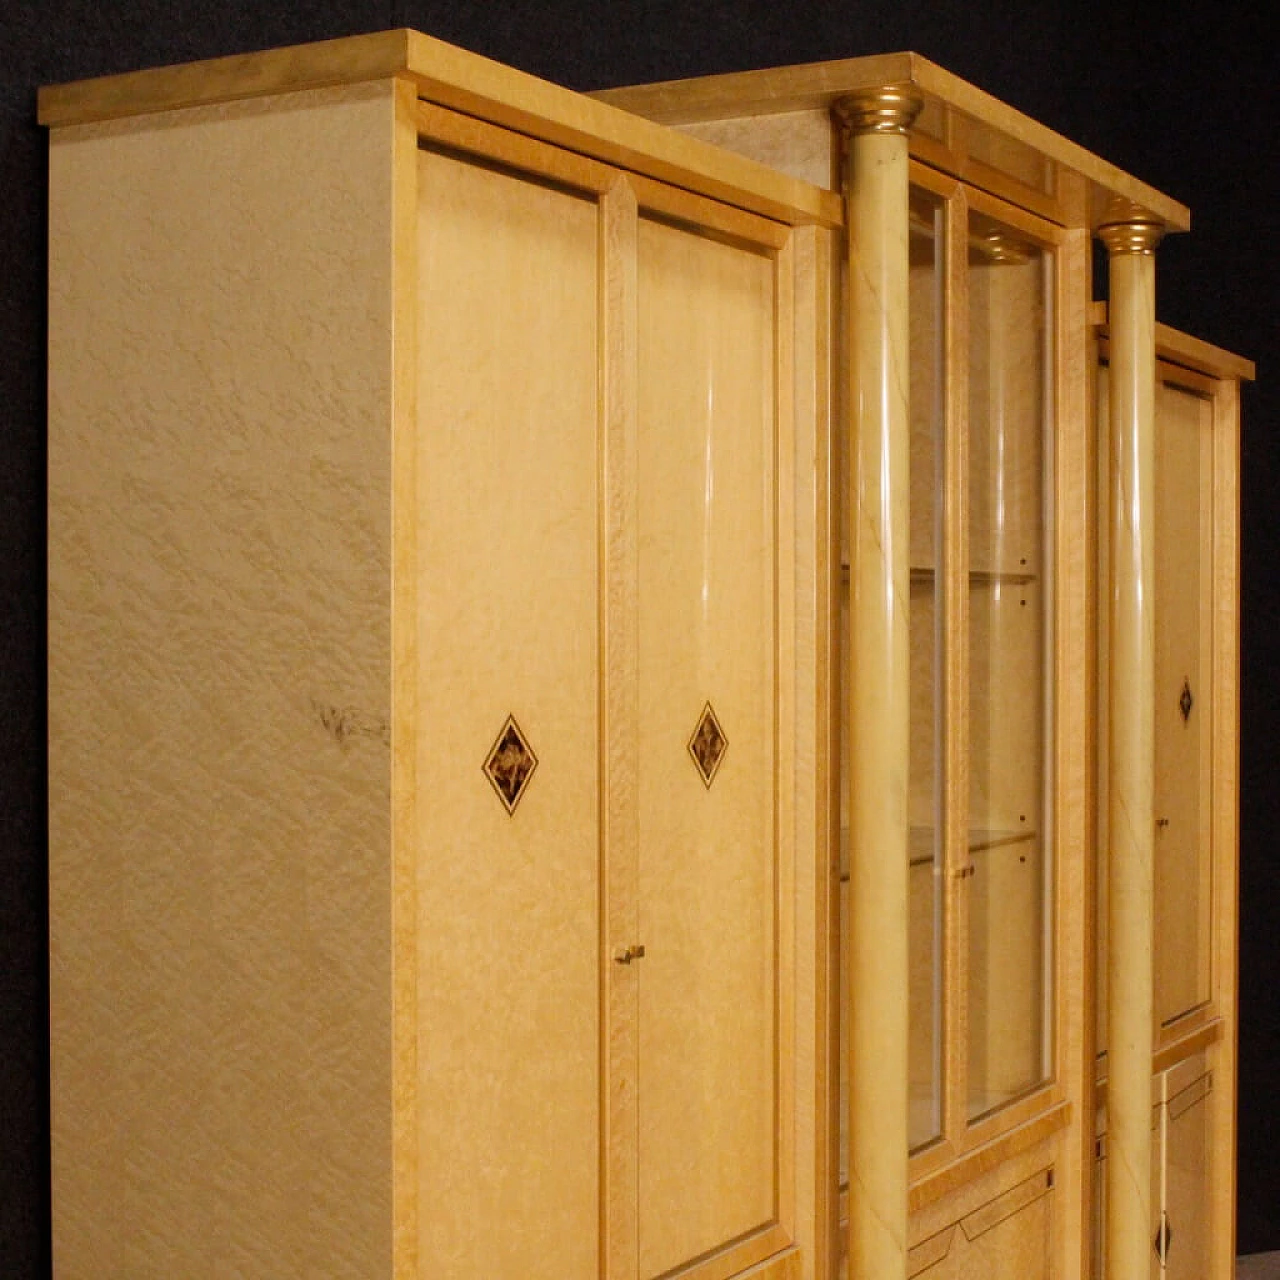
xmin=688 ymin=702 xmax=728 ymax=788
xmin=483 ymin=715 xmax=538 ymax=814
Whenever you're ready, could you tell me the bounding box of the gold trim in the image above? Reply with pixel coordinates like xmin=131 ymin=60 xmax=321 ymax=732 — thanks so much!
xmin=832 ymin=84 xmax=924 ymax=137
xmin=1097 ymin=198 xmax=1164 ymax=255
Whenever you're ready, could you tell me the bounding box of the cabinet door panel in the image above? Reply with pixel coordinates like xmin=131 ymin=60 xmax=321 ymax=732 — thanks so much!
xmin=635 ymin=214 xmax=778 ymax=1278
xmin=1153 ymin=381 xmax=1214 ymax=1026
xmin=1163 ymin=1063 xmax=1211 ymax=1280
xmin=416 ymin=148 xmax=602 ymax=1280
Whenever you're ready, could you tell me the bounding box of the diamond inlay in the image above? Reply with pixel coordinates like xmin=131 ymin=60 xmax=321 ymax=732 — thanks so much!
xmin=688 ymin=702 xmax=728 ymax=788
xmin=483 ymin=715 xmax=538 ymax=814
xmin=1180 ymin=678 xmax=1194 ymax=722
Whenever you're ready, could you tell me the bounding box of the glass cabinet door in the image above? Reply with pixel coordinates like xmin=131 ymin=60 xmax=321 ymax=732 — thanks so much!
xmin=907 ymin=190 xmax=946 ymax=1149
xmin=964 ymin=212 xmax=1053 ymax=1120
xmin=840 ymin=187 xmax=1057 ymax=1189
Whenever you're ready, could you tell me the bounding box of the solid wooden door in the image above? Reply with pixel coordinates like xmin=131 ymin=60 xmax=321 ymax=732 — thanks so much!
xmin=1152 ymin=376 xmax=1214 ymax=1029
xmin=415 ymin=120 xmax=799 ymax=1280
xmin=633 ymin=212 xmax=788 ymax=1279
xmin=416 ymin=142 xmax=604 ymax=1279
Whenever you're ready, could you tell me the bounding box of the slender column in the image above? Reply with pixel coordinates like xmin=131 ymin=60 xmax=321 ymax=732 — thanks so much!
xmin=834 ymin=84 xmax=921 ymax=1280
xmin=1099 ymin=200 xmax=1164 ymax=1280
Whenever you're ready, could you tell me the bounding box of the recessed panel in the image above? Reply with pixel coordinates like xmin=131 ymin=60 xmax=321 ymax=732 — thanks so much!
xmin=416 ymin=147 xmax=601 ymax=1280
xmin=1153 ymin=381 xmax=1214 ymax=1026
xmin=635 ymin=214 xmax=777 ymax=1277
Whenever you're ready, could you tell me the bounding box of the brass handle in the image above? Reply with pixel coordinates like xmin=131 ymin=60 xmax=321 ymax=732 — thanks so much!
xmin=614 ymin=945 xmax=646 ymax=965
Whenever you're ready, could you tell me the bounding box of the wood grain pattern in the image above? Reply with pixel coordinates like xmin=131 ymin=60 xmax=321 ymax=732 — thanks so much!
xmin=48 ymin=82 xmax=400 ymax=1278
xmin=635 ymin=212 xmax=779 ymax=1278
xmin=787 ymin=222 xmax=839 ymax=1280
xmin=1051 ymin=225 xmax=1097 ymax=1280
xmin=1103 ymin=242 xmax=1159 ymax=1280
xmin=390 ymin=74 xmax=421 ymax=1280
xmin=414 ymin=145 xmax=602 ymax=1279
xmin=1207 ymin=374 xmax=1241 ymax=1280
xmin=593 ymin=52 xmax=1189 ymax=232
xmin=601 ymin=174 xmax=641 ymax=1280
xmin=844 ymin=122 xmax=913 ymax=1280
xmin=40 ymin=29 xmax=843 ymax=230
xmin=1153 ymin=379 xmax=1214 ymax=1027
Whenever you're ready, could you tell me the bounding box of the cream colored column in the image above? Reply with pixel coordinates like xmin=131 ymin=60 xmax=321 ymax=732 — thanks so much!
xmin=1099 ymin=201 xmax=1164 ymax=1280
xmin=835 ymin=85 xmax=921 ymax=1280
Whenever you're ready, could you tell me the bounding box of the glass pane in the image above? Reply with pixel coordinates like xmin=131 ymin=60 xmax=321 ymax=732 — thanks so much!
xmin=907 ymin=191 xmax=945 ymax=1148
xmin=966 ymin=213 xmax=1052 ymax=1120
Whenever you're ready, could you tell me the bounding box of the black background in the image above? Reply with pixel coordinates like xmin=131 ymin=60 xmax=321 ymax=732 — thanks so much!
xmin=2 ymin=3 xmax=1275 ymax=1272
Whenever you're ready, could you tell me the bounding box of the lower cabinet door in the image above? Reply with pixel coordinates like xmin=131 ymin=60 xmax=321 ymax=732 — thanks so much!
xmin=1161 ymin=1056 xmax=1212 ymax=1280
xmin=900 ymin=1167 xmax=1054 ymax=1280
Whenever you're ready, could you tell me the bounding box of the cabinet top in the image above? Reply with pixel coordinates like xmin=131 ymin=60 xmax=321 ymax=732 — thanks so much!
xmin=592 ymin=52 xmax=1191 ymax=235
xmin=37 ymin=29 xmax=842 ymax=231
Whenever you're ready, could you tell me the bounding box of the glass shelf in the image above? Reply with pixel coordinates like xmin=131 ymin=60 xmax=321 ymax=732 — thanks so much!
xmin=837 ymin=824 xmax=1038 ymax=881
xmin=840 ymin=563 xmax=1038 ymax=587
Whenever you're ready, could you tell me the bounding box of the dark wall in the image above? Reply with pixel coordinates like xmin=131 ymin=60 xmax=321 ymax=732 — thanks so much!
xmin=3 ymin=3 xmax=1274 ymax=1272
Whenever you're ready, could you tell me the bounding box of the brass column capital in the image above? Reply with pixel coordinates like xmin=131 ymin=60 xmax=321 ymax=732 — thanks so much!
xmin=832 ymin=84 xmax=924 ymax=137
xmin=1098 ymin=199 xmax=1165 ymax=256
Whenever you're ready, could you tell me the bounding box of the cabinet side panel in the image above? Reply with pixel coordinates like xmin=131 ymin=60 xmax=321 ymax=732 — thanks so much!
xmin=415 ymin=147 xmax=601 ymax=1280
xmin=47 ymin=84 xmax=398 ymax=1277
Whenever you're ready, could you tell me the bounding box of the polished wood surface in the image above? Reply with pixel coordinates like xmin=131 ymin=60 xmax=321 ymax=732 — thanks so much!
xmin=1101 ymin=224 xmax=1161 ymax=1280
xmin=47 ymin=82 xmax=401 ymax=1277
xmin=601 ymin=175 xmax=642 ymax=1280
xmin=635 ymin=214 xmax=779 ymax=1278
xmin=46 ymin=31 xmax=1250 ymax=1280
xmin=1093 ymin=316 xmax=1249 ymax=1279
xmin=842 ymin=100 xmax=918 ymax=1280
xmin=38 ymin=30 xmax=841 ymax=230
xmin=415 ymin=144 xmax=603 ymax=1279
xmin=1153 ymin=379 xmax=1214 ymax=1027
xmin=593 ymin=52 xmax=1190 ymax=233
xmin=390 ymin=76 xmax=422 ymax=1280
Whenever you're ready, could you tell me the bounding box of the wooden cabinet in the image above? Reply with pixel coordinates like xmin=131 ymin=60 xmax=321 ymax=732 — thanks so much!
xmin=1092 ymin=318 xmax=1249 ymax=1280
xmin=43 ymin=33 xmax=839 ymax=1280
xmin=599 ymin=46 xmax=1250 ymax=1280
xmin=44 ymin=29 xmax=1250 ymax=1280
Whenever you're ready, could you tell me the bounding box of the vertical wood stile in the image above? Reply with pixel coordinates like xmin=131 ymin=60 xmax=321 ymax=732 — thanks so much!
xmin=1054 ymin=225 xmax=1097 ymax=1280
xmin=1208 ymin=378 xmax=1241 ymax=1280
xmin=834 ymin=84 xmax=922 ymax=1280
xmin=1098 ymin=201 xmax=1164 ymax=1280
xmin=801 ymin=223 xmax=838 ymax=1280
xmin=941 ymin=186 xmax=969 ymax=1154
xmin=775 ymin=233 xmax=799 ymax=1248
xmin=390 ymin=76 xmax=420 ymax=1280
xmin=600 ymin=175 xmax=640 ymax=1280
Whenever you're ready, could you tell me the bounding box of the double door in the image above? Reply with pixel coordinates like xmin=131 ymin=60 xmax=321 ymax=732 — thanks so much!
xmin=412 ymin=123 xmax=798 ymax=1279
